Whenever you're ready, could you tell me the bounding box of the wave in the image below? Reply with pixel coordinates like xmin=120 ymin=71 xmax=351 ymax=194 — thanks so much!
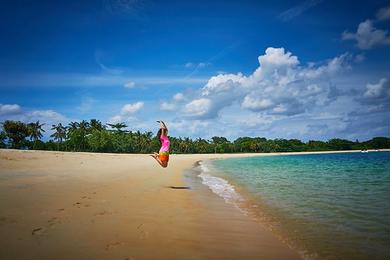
xmin=197 ymin=161 xmax=246 ymax=213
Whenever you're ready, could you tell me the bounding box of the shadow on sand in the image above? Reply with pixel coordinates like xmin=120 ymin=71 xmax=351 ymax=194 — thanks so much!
xmin=166 ymin=186 xmax=191 ymax=190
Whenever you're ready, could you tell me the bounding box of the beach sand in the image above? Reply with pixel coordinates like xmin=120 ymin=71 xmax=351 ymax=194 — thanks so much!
xmin=0 ymin=149 xmax=358 ymax=259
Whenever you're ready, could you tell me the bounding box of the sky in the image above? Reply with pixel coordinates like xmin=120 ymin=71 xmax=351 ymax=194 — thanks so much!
xmin=0 ymin=0 xmax=389 ymax=141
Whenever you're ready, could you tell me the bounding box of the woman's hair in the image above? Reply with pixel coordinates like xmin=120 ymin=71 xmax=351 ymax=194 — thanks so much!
xmin=157 ymin=129 xmax=162 ymax=145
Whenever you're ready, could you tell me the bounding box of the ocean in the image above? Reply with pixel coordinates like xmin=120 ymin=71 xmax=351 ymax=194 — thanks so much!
xmin=197 ymin=151 xmax=390 ymax=259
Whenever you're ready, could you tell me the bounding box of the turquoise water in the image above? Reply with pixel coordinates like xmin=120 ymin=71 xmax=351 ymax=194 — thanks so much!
xmin=207 ymin=152 xmax=390 ymax=259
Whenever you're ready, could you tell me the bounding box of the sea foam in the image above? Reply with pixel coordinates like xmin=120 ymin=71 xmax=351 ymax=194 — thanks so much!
xmin=197 ymin=161 xmax=244 ymax=209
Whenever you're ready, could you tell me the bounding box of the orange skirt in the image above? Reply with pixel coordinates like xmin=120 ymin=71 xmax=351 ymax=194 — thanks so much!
xmin=159 ymin=151 xmax=169 ymax=162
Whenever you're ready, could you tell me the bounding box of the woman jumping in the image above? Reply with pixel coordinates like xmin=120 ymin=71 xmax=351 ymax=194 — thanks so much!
xmin=150 ymin=120 xmax=170 ymax=168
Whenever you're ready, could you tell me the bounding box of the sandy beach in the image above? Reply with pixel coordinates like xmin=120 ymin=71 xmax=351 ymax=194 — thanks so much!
xmin=0 ymin=149 xmax=372 ymax=259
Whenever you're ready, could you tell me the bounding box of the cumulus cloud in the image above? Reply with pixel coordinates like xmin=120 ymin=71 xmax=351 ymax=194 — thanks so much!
xmin=160 ymin=101 xmax=175 ymax=111
xmin=109 ymin=101 xmax=144 ymax=123
xmin=169 ymin=119 xmax=211 ymax=137
xmin=0 ymin=104 xmax=69 ymax=138
xmin=363 ymin=78 xmax=388 ymax=98
xmin=351 ymin=78 xmax=390 ymax=117
xmin=359 ymin=78 xmax=390 ymax=104
xmin=27 ymin=110 xmax=67 ymax=122
xmin=173 ymin=93 xmax=185 ymax=102
xmin=377 ymin=6 xmax=390 ymax=21
xmin=0 ymin=104 xmax=65 ymax=124
xmin=179 ymin=47 xmax=351 ymax=119
xmin=342 ymin=19 xmax=390 ymax=49
xmin=0 ymin=104 xmax=22 ymax=116
xmin=184 ymin=98 xmax=213 ymax=118
xmin=241 ymin=96 xmax=274 ymax=111
xmin=159 ymin=92 xmax=187 ymax=112
xmin=121 ymin=102 xmax=144 ymax=115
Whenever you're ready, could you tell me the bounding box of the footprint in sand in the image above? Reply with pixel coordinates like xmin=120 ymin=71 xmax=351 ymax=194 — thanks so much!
xmin=73 ymin=201 xmax=90 ymax=208
xmin=94 ymin=210 xmax=111 ymax=216
xmin=0 ymin=216 xmax=17 ymax=226
xmin=47 ymin=217 xmax=62 ymax=227
xmin=31 ymin=227 xmax=45 ymax=236
xmin=73 ymin=202 xmax=82 ymax=208
xmin=137 ymin=224 xmax=149 ymax=240
xmin=105 ymin=241 xmax=124 ymax=250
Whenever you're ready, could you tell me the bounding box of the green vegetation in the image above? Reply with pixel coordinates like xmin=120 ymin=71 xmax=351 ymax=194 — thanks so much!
xmin=1 ymin=119 xmax=389 ymax=153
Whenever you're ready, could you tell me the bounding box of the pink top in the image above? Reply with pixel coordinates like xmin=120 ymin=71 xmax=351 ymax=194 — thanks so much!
xmin=159 ymin=135 xmax=170 ymax=153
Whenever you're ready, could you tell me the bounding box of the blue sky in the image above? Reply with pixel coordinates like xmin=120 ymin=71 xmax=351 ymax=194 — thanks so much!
xmin=1 ymin=0 xmax=389 ymax=141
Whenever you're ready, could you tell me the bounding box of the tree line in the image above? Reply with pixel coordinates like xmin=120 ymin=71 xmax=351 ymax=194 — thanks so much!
xmin=1 ymin=119 xmax=389 ymax=153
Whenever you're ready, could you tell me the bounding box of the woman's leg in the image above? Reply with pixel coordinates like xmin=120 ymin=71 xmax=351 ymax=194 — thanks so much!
xmin=150 ymin=154 xmax=167 ymax=168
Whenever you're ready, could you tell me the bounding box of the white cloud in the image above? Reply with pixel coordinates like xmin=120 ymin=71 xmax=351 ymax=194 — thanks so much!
xmin=108 ymin=101 xmax=144 ymax=124
xmin=159 ymin=92 xmax=187 ymax=112
xmin=184 ymin=98 xmax=212 ymax=118
xmin=377 ymin=6 xmax=390 ymax=21
xmin=257 ymin=47 xmax=299 ymax=67
xmin=299 ymin=53 xmax=352 ymax=79
xmin=178 ymin=47 xmax=351 ymax=119
xmin=0 ymin=104 xmax=22 ymax=116
xmin=121 ymin=102 xmax=144 ymax=115
xmin=242 ymin=96 xmax=274 ymax=111
xmin=27 ymin=110 xmax=67 ymax=122
xmin=353 ymin=78 xmax=390 ymax=116
xmin=362 ymin=78 xmax=389 ymax=101
xmin=160 ymin=102 xmax=175 ymax=111
xmin=342 ymin=19 xmax=390 ymax=49
xmin=169 ymin=119 xmax=211 ymax=137
xmin=124 ymin=81 xmax=136 ymax=88
xmin=108 ymin=115 xmax=125 ymax=124
xmin=0 ymin=104 xmax=69 ymax=138
xmin=173 ymin=93 xmax=185 ymax=102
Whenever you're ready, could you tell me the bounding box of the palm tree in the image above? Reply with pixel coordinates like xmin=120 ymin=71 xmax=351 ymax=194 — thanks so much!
xmin=79 ymin=120 xmax=90 ymax=131
xmin=90 ymin=119 xmax=105 ymax=131
xmin=0 ymin=130 xmax=7 ymax=148
xmin=28 ymin=121 xmax=45 ymax=140
xmin=51 ymin=123 xmax=67 ymax=150
xmin=107 ymin=122 xmax=128 ymax=133
xmin=28 ymin=121 xmax=45 ymax=149
xmin=68 ymin=121 xmax=79 ymax=129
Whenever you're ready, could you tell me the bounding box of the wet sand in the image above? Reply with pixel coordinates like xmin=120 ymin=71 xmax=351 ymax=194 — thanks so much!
xmin=1 ymin=149 xmax=360 ymax=259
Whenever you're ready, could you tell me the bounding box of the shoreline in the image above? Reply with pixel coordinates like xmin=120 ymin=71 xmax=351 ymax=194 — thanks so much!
xmin=196 ymin=150 xmax=390 ymax=259
xmin=1 ymin=149 xmax=388 ymax=259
